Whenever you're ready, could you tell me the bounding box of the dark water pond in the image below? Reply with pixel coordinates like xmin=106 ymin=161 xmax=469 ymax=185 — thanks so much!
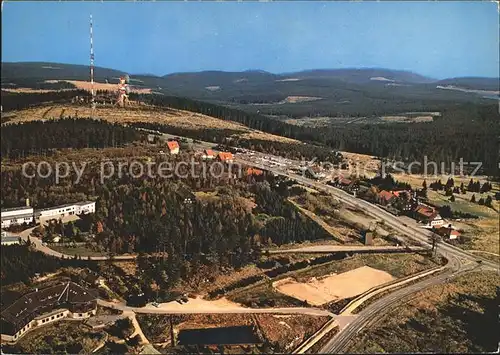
xmin=177 ymin=325 xmax=261 ymax=345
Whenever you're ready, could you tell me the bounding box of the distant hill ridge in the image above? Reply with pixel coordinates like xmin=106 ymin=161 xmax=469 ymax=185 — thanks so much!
xmin=2 ymin=62 xmax=497 ymax=117
xmin=2 ymin=62 xmax=497 ymax=88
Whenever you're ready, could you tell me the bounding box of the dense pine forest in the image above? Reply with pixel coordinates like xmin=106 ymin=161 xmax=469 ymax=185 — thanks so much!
xmin=133 ymin=94 xmax=500 ymax=176
xmin=2 ymin=90 xmax=498 ymax=175
xmin=1 ymin=118 xmax=140 ymax=158
xmin=1 ymin=89 xmax=87 ymax=112
xmin=1 ymin=151 xmax=328 ymax=293
xmin=0 ymin=245 xmax=98 ymax=285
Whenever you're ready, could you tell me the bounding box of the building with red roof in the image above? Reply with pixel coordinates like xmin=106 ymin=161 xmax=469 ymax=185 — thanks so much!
xmin=167 ymin=141 xmax=180 ymax=155
xmin=247 ymin=168 xmax=263 ymax=176
xmin=202 ymin=149 xmax=215 ymax=160
xmin=217 ymin=152 xmax=234 ymax=163
xmin=434 ymin=226 xmax=461 ymax=240
xmin=414 ymin=204 xmax=444 ymax=228
xmin=378 ymin=190 xmax=396 ymax=205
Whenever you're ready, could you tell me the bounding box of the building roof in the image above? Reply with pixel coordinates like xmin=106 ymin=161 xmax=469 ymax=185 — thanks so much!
xmin=391 ymin=190 xmax=410 ymax=198
xmin=204 ymin=149 xmax=215 ymax=156
xmin=35 ymin=201 xmax=95 ymax=213
xmin=218 ymin=152 xmax=234 ymax=161
xmin=338 ymin=177 xmax=352 ymax=185
xmin=247 ymin=168 xmax=263 ymax=176
xmin=415 ymin=205 xmax=437 ymax=219
xmin=434 ymin=226 xmax=461 ymax=237
xmin=167 ymin=141 xmax=179 ymax=151
xmin=74 ymin=201 xmax=95 ymax=206
xmin=1 ymin=282 xmax=96 ymax=334
xmin=1 ymin=236 xmax=20 ymax=244
xmin=1 ymin=212 xmax=34 ymax=222
xmin=378 ymin=190 xmax=395 ymax=202
xmin=1 ymin=206 xmax=33 ymax=213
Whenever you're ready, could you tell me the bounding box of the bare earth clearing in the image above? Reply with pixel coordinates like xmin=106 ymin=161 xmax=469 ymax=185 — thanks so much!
xmin=381 ymin=115 xmax=434 ymax=123
xmin=4 ymin=104 xmax=300 ymax=144
xmin=65 ymin=80 xmax=153 ymax=93
xmin=273 ymin=266 xmax=395 ymax=306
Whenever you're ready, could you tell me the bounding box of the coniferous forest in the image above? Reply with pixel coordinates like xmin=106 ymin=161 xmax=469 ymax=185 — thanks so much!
xmin=2 ymin=90 xmax=498 ymax=175
xmin=1 ymin=118 xmax=140 ymax=158
xmin=135 ymin=93 xmax=499 ymax=176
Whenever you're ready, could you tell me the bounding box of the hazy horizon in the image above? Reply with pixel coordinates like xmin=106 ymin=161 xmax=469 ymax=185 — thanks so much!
xmin=2 ymin=1 xmax=499 ymax=79
xmin=4 ymin=61 xmax=500 ymax=80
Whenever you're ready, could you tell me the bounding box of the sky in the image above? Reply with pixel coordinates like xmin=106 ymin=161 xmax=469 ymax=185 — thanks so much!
xmin=2 ymin=1 xmax=499 ymax=79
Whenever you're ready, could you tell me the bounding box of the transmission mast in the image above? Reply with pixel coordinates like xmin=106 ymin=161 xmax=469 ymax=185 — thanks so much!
xmin=90 ymin=14 xmax=96 ymax=114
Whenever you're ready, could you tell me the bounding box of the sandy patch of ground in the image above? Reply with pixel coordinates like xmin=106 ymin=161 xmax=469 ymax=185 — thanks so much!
xmin=275 ymin=78 xmax=301 ymax=82
xmin=370 ymin=77 xmax=395 ymax=82
xmin=382 ymin=115 xmax=434 ymax=123
xmin=2 ymin=88 xmax=77 ymax=93
xmin=66 ymin=80 xmax=152 ymax=94
xmin=274 ymin=266 xmax=395 ymax=306
xmin=282 ymin=96 xmax=322 ymax=104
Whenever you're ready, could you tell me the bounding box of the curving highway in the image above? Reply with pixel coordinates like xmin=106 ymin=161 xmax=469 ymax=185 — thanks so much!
xmin=235 ymin=156 xmax=498 ymax=270
xmin=234 ymin=155 xmax=498 ymax=353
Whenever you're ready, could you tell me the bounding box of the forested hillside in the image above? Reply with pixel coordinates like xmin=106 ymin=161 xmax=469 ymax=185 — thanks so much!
xmin=1 ymin=145 xmax=328 ymax=293
xmin=1 ymin=89 xmax=87 ymax=112
xmin=136 ymin=94 xmax=500 ymax=175
xmin=1 ymin=118 xmax=140 ymax=158
xmin=2 ymin=88 xmax=497 ymax=175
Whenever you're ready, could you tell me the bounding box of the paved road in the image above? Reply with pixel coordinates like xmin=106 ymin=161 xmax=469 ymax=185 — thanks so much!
xmin=321 ymin=263 xmax=481 ymax=353
xmin=233 ymin=155 xmax=498 ymax=352
xmin=235 ymin=156 xmax=498 ymax=270
xmin=267 ymin=245 xmax=426 ymax=254
xmin=17 ymin=227 xmax=136 ymax=261
xmin=97 ymin=299 xmax=334 ymax=317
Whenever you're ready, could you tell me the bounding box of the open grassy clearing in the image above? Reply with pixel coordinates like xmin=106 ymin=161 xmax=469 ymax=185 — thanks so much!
xmin=288 ymin=192 xmax=397 ymax=246
xmin=423 ymin=189 xmax=499 ymax=256
xmin=452 ymin=217 xmax=500 ymax=256
xmin=347 ymin=271 xmax=500 ymax=353
xmin=393 ymin=172 xmax=498 ymax=192
xmin=427 ymin=190 xmax=498 ymax=218
xmin=4 ymin=103 xmax=301 ymax=145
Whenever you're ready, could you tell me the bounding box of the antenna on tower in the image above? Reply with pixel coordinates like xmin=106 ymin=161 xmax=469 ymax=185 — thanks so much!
xmin=90 ymin=14 xmax=96 ymax=114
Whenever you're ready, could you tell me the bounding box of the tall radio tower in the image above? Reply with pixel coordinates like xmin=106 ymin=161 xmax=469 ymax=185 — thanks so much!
xmin=90 ymin=14 xmax=96 ymax=112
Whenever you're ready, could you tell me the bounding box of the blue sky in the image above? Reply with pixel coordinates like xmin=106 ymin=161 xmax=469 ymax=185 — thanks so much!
xmin=2 ymin=1 xmax=498 ymax=79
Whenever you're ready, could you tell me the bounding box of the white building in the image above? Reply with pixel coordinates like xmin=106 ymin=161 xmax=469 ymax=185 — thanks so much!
xmin=1 ymin=207 xmax=34 ymax=229
xmin=1 ymin=234 xmax=21 ymax=246
xmin=35 ymin=201 xmax=96 ymax=222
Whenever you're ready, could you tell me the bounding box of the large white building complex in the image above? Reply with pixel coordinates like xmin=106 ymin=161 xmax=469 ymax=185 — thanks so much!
xmin=1 ymin=201 xmax=96 ymax=228
xmin=35 ymin=201 xmax=96 ymax=222
xmin=1 ymin=206 xmax=34 ymax=229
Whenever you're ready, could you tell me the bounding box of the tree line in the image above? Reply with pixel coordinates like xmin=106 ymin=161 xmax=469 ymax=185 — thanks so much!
xmin=133 ymin=93 xmax=499 ymax=176
xmin=1 ymin=118 xmax=140 ymax=158
xmin=0 ymin=89 xmax=87 ymax=111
